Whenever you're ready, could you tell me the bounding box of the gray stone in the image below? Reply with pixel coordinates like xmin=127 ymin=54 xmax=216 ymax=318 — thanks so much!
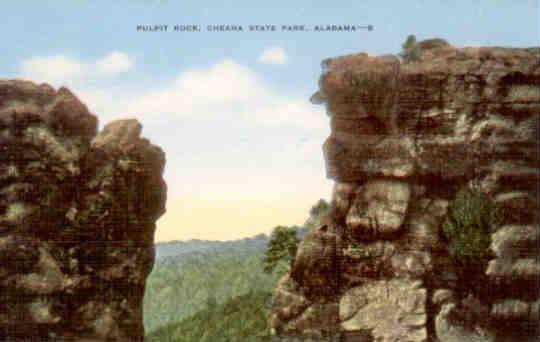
xmin=331 ymin=182 xmax=358 ymax=218
xmin=291 ymin=227 xmax=339 ymax=296
xmin=432 ymin=289 xmax=454 ymax=306
xmin=490 ymin=224 xmax=539 ymax=258
xmin=346 ymin=179 xmax=411 ymax=237
xmin=270 ymin=275 xmax=339 ymax=338
xmin=491 ymin=299 xmax=538 ymax=320
xmin=391 ymin=251 xmax=432 ymax=278
xmin=339 ymin=279 xmax=427 ymax=342
xmin=435 ymin=303 xmax=495 ymax=342
xmin=486 ymin=258 xmax=540 ymax=281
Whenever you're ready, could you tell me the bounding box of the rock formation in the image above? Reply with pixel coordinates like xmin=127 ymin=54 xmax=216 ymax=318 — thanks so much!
xmin=270 ymin=40 xmax=539 ymax=341
xmin=0 ymin=80 xmax=166 ymax=341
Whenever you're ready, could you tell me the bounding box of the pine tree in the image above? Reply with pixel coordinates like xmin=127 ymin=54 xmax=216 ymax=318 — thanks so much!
xmin=304 ymin=199 xmax=330 ymax=229
xmin=400 ymin=34 xmax=421 ymax=62
xmin=262 ymin=226 xmax=299 ymax=274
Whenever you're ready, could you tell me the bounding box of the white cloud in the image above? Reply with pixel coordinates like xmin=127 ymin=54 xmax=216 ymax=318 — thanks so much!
xmin=128 ymin=60 xmax=263 ymax=116
xmin=19 ymin=51 xmax=134 ymax=86
xmin=258 ymin=47 xmax=288 ymax=65
xmin=19 ymin=55 xmax=324 ymax=130
xmin=20 ymin=55 xmax=87 ymax=85
xmin=18 ymin=56 xmax=325 ymax=130
xmin=460 ymin=43 xmax=482 ymax=47
xmin=121 ymin=59 xmax=326 ymax=130
xmin=95 ymin=51 xmax=134 ymax=75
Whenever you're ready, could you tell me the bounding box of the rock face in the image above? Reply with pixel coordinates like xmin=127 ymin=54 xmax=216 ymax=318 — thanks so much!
xmin=340 ymin=279 xmax=427 ymax=342
xmin=0 ymin=80 xmax=166 ymax=341
xmin=270 ymin=40 xmax=539 ymax=341
xmin=346 ymin=179 xmax=411 ymax=237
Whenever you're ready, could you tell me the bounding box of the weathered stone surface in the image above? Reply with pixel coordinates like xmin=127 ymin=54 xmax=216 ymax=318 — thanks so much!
xmin=494 ymin=192 xmax=539 ymax=225
xmin=435 ymin=302 xmax=495 ymax=342
xmin=291 ymin=226 xmax=340 ymax=297
xmin=270 ymin=40 xmax=539 ymax=341
xmin=0 ymin=80 xmax=166 ymax=341
xmin=486 ymin=258 xmax=540 ymax=281
xmin=315 ymin=43 xmax=539 ymax=182
xmin=341 ymin=240 xmax=396 ymax=286
xmin=390 ymin=250 xmax=432 ymax=278
xmin=270 ymin=275 xmax=310 ymax=330
xmin=432 ymin=289 xmax=454 ymax=306
xmin=339 ymin=279 xmax=427 ymax=342
xmin=331 ymin=182 xmax=358 ymax=221
xmin=490 ymin=224 xmax=539 ymax=259
xmin=346 ymin=179 xmax=411 ymax=238
xmin=490 ymin=299 xmax=539 ymax=321
xmin=404 ymin=198 xmax=448 ymax=251
xmin=270 ymin=275 xmax=339 ymax=339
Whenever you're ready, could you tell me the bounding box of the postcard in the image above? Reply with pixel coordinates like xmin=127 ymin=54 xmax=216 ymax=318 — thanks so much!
xmin=0 ymin=1 xmax=539 ymax=341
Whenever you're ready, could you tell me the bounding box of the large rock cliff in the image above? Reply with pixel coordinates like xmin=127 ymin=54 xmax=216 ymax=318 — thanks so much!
xmin=270 ymin=40 xmax=539 ymax=341
xmin=0 ymin=80 xmax=166 ymax=341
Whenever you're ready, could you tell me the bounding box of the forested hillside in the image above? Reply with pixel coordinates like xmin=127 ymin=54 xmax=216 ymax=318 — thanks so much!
xmin=143 ymin=199 xmax=330 ymax=338
xmin=144 ymin=247 xmax=279 ymax=332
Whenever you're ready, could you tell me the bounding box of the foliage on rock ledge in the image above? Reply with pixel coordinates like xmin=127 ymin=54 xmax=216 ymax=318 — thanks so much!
xmin=304 ymin=198 xmax=331 ymax=229
xmin=442 ymin=188 xmax=500 ymax=267
xmin=399 ymin=34 xmax=421 ymax=62
xmin=262 ymin=199 xmax=330 ymax=275
xmin=262 ymin=226 xmax=300 ymax=275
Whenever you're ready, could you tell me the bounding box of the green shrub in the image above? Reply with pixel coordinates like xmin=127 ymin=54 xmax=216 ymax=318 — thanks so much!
xmin=399 ymin=34 xmax=421 ymax=62
xmin=262 ymin=226 xmax=299 ymax=275
xmin=442 ymin=188 xmax=500 ymax=266
xmin=304 ymin=199 xmax=331 ymax=229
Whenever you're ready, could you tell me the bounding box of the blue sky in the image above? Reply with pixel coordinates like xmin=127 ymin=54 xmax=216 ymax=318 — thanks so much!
xmin=1 ymin=0 xmax=539 ymax=241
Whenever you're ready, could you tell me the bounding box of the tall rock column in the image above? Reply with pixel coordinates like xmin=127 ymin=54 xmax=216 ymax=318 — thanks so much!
xmin=270 ymin=40 xmax=539 ymax=342
xmin=0 ymin=80 xmax=166 ymax=341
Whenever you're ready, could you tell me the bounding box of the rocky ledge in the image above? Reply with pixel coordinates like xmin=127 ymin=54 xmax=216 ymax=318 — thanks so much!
xmin=270 ymin=39 xmax=539 ymax=341
xmin=0 ymin=80 xmax=166 ymax=341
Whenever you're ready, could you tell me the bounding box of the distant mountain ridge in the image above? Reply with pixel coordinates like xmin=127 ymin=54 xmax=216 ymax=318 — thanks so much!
xmin=154 ymin=233 xmax=270 ymax=260
xmin=154 ymin=198 xmax=328 ymax=262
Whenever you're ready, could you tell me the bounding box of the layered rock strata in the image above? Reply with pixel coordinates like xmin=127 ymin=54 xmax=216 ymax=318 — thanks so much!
xmin=0 ymin=80 xmax=166 ymax=341
xmin=270 ymin=40 xmax=539 ymax=341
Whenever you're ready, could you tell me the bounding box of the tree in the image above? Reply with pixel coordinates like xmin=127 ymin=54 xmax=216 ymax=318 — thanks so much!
xmin=205 ymin=294 xmax=217 ymax=310
xmin=304 ymin=199 xmax=331 ymax=229
xmin=310 ymin=199 xmax=330 ymax=218
xmin=442 ymin=188 xmax=501 ymax=298
xmin=399 ymin=34 xmax=421 ymax=62
xmin=262 ymin=226 xmax=299 ymax=275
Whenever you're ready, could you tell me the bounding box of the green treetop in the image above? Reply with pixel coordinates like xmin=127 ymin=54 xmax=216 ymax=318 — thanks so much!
xmin=400 ymin=34 xmax=421 ymax=62
xmin=262 ymin=226 xmax=299 ymax=275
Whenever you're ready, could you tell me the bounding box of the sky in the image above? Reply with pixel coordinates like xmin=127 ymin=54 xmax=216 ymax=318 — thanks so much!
xmin=1 ymin=0 xmax=539 ymax=241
